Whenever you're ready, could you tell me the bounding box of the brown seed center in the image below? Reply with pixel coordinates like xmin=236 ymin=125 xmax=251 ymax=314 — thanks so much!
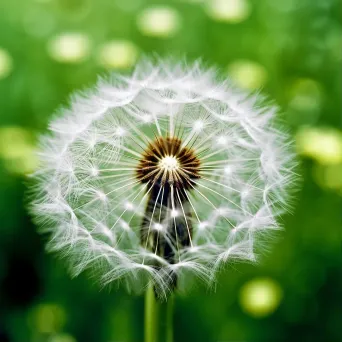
xmin=136 ymin=136 xmax=201 ymax=189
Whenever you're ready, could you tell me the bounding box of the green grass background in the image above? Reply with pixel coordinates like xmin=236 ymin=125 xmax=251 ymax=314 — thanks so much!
xmin=0 ymin=0 xmax=341 ymax=341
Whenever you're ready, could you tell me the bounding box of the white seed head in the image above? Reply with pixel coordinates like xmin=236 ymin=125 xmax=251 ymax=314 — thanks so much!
xmin=159 ymin=156 xmax=179 ymax=172
xmin=153 ymin=223 xmax=164 ymax=231
xmin=29 ymin=58 xmax=297 ymax=297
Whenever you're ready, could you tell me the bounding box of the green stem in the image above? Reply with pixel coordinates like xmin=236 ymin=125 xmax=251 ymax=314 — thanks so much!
xmin=144 ymin=285 xmax=174 ymax=342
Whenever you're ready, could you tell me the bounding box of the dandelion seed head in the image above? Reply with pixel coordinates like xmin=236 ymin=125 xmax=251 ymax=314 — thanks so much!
xmin=224 ymin=165 xmax=233 ymax=175
xmin=29 ymin=58 xmax=297 ymax=297
xmin=159 ymin=156 xmax=179 ymax=172
xmin=115 ymin=127 xmax=126 ymax=136
xmin=90 ymin=166 xmax=99 ymax=176
xmin=95 ymin=190 xmax=107 ymax=202
xmin=194 ymin=120 xmax=204 ymax=131
xmin=153 ymin=223 xmax=164 ymax=231
xmin=170 ymin=209 xmax=179 ymax=218
xmin=120 ymin=220 xmax=130 ymax=230
xmin=216 ymin=136 xmax=227 ymax=145
xmin=124 ymin=201 xmax=134 ymax=210
xmin=198 ymin=221 xmax=209 ymax=230
xmin=142 ymin=114 xmax=153 ymax=123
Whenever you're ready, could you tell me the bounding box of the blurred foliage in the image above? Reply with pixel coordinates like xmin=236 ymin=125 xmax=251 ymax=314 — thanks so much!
xmin=0 ymin=0 xmax=341 ymax=341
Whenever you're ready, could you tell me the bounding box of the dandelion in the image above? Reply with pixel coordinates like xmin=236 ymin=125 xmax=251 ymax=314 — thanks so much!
xmin=29 ymin=58 xmax=296 ymax=340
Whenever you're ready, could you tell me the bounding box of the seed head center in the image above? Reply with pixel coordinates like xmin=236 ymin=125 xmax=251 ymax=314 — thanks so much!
xmin=136 ymin=136 xmax=201 ymax=188
xmin=159 ymin=155 xmax=179 ymax=172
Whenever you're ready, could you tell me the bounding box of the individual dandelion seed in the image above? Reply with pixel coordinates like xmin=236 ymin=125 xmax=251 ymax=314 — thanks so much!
xmin=29 ymin=58 xmax=297 ymax=299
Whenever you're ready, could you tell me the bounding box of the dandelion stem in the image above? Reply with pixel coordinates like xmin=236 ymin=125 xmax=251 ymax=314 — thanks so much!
xmin=145 ymin=284 xmax=174 ymax=342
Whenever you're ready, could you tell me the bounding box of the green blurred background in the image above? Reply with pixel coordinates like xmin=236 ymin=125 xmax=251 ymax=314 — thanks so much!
xmin=0 ymin=0 xmax=341 ymax=341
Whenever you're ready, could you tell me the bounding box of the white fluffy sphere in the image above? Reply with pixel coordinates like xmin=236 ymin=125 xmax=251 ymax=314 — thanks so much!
xmin=30 ymin=59 xmax=297 ymax=296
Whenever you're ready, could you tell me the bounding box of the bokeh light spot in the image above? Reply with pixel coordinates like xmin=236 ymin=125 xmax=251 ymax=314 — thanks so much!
xmin=28 ymin=303 xmax=66 ymax=334
xmin=48 ymin=333 xmax=77 ymax=342
xmin=47 ymin=33 xmax=91 ymax=63
xmin=296 ymin=127 xmax=342 ymax=165
xmin=313 ymin=163 xmax=342 ymax=194
xmin=239 ymin=277 xmax=283 ymax=318
xmin=228 ymin=60 xmax=267 ymax=89
xmin=137 ymin=6 xmax=181 ymax=37
xmin=97 ymin=40 xmax=138 ymax=69
xmin=0 ymin=48 xmax=13 ymax=79
xmin=0 ymin=126 xmax=38 ymax=175
xmin=206 ymin=0 xmax=251 ymax=23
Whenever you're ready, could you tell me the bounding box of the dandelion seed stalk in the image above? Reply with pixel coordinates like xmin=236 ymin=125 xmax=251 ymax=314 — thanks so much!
xmin=145 ymin=284 xmax=174 ymax=342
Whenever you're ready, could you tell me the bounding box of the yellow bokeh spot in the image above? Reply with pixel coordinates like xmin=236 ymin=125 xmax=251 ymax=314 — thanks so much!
xmin=206 ymin=0 xmax=251 ymax=23
xmin=296 ymin=127 xmax=342 ymax=165
xmin=47 ymin=33 xmax=91 ymax=63
xmin=28 ymin=303 xmax=66 ymax=334
xmin=0 ymin=126 xmax=38 ymax=175
xmin=49 ymin=333 xmax=77 ymax=342
xmin=137 ymin=7 xmax=181 ymax=37
xmin=0 ymin=48 xmax=13 ymax=79
xmin=228 ymin=60 xmax=267 ymax=89
xmin=97 ymin=40 xmax=138 ymax=69
xmin=313 ymin=163 xmax=342 ymax=192
xmin=239 ymin=278 xmax=283 ymax=318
